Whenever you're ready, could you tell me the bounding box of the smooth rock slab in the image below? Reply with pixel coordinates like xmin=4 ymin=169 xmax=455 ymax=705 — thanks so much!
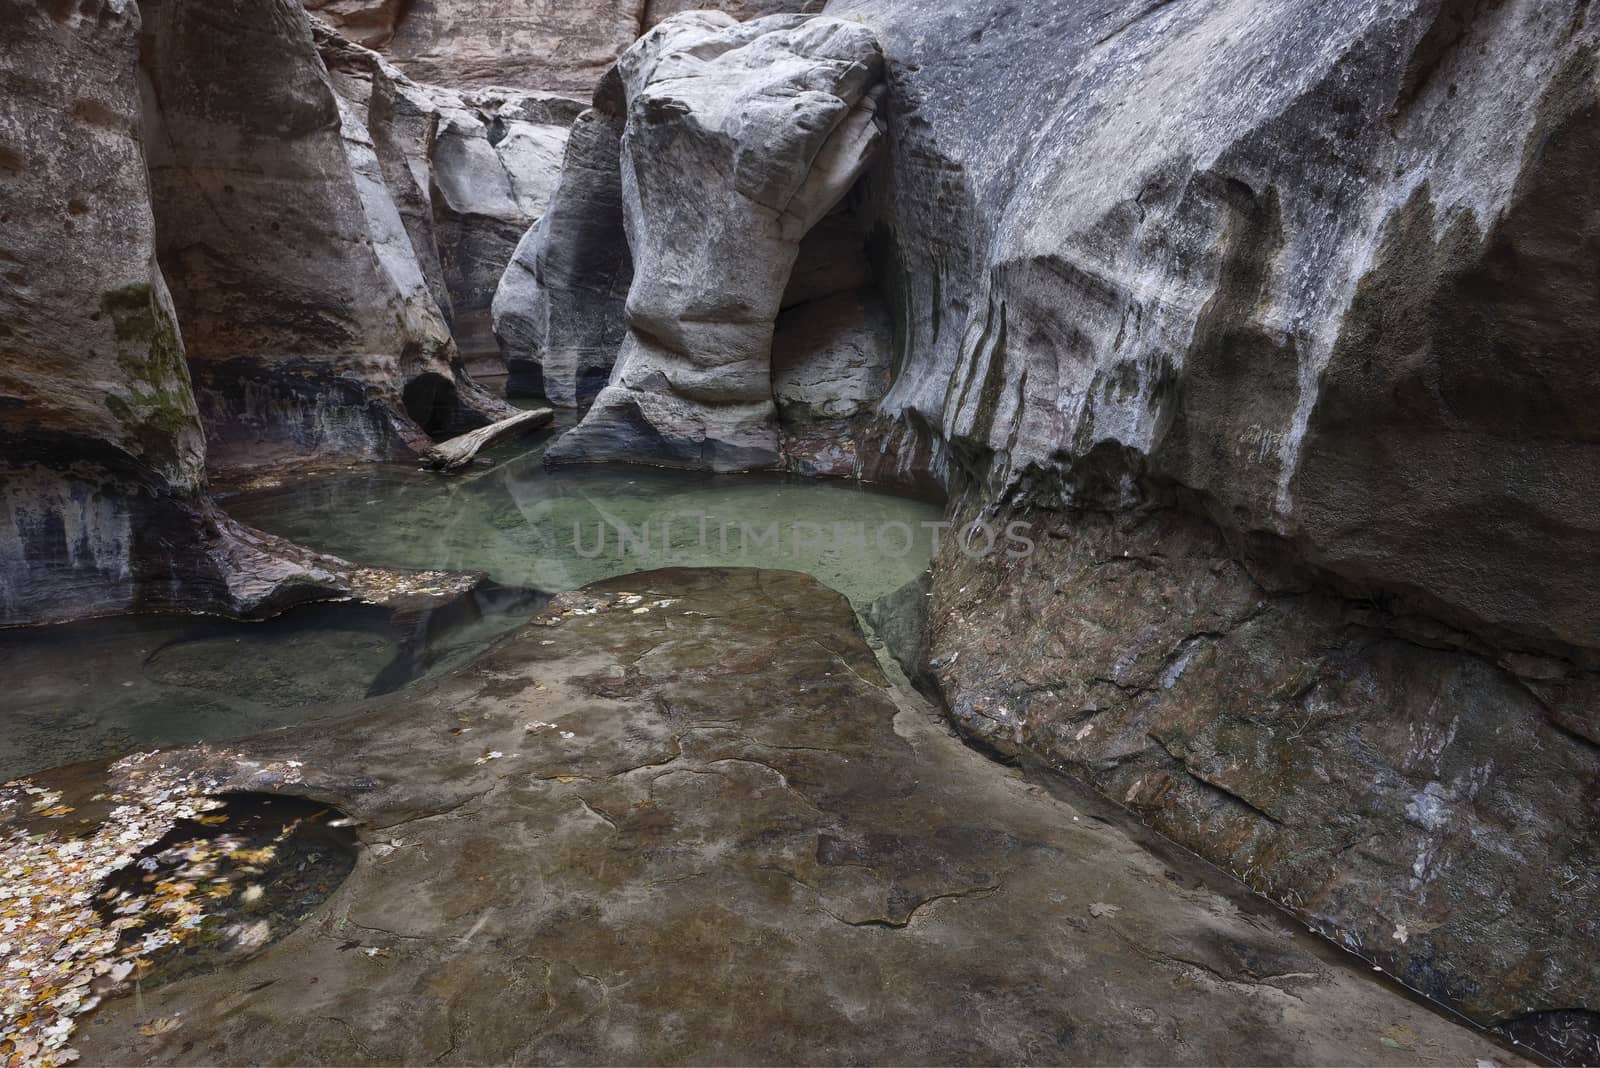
xmin=59 ymin=570 xmax=1516 ymax=1065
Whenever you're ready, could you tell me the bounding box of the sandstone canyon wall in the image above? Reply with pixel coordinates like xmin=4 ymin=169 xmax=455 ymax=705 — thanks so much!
xmin=822 ymin=0 xmax=1600 ymax=1049
xmin=529 ymin=13 xmax=890 ymax=471
xmin=142 ymin=0 xmax=515 ymax=474
xmin=305 ymin=0 xmax=829 ymax=95
xmin=0 ymin=0 xmax=351 ymax=627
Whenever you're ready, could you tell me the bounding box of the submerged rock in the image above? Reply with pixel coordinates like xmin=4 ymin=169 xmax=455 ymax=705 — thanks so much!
xmin=41 ymin=570 xmax=1517 ymax=1065
xmin=0 ymin=0 xmax=352 ymax=627
xmin=545 ymin=13 xmax=887 ymax=471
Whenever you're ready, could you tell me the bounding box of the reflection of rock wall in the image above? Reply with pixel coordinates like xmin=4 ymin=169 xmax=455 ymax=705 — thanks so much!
xmin=144 ymin=0 xmax=512 ymax=473
xmin=0 ymin=0 xmax=349 ymax=627
xmin=545 ymin=13 xmax=887 ymax=471
xmin=831 ymin=0 xmax=1600 ymax=1049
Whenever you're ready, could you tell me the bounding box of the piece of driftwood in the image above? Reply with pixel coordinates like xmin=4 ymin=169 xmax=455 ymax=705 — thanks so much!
xmin=425 ymin=408 xmax=554 ymax=472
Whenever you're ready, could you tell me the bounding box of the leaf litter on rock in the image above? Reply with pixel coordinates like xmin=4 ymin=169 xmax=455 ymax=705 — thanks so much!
xmin=1 ymin=755 xmax=354 ymax=1068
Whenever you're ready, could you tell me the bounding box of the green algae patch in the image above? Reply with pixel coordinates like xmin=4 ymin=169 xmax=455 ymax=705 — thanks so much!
xmin=98 ymin=284 xmax=200 ymax=475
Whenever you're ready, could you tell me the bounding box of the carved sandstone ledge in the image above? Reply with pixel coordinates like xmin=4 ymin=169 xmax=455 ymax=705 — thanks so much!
xmin=3 ymin=570 xmax=1518 ymax=1066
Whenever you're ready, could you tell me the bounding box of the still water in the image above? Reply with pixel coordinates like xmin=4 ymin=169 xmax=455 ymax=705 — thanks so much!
xmin=0 ymin=434 xmax=943 ymax=780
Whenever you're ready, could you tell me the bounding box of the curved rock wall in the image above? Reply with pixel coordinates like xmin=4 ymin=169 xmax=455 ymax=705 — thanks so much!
xmin=492 ymin=71 xmax=635 ymax=404
xmin=144 ymin=0 xmax=511 ymax=473
xmin=827 ymin=0 xmax=1600 ymax=1046
xmin=0 ymin=0 xmax=350 ymax=627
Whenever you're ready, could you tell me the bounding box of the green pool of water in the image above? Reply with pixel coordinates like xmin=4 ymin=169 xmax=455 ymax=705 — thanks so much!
xmin=226 ymin=435 xmax=945 ymax=610
xmin=0 ymin=437 xmax=943 ymax=780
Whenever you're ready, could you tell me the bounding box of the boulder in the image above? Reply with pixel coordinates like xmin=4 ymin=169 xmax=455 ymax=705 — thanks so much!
xmin=546 ymin=12 xmax=886 ymax=471
xmin=831 ymin=0 xmax=1600 ymax=1041
xmin=143 ymin=0 xmax=511 ymax=474
xmin=492 ymin=71 xmax=634 ymax=405
xmin=0 ymin=0 xmax=352 ymax=627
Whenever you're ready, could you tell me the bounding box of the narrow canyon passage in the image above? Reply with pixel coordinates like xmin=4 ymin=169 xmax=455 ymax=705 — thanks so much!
xmin=5 ymin=0 xmax=1598 ymax=1064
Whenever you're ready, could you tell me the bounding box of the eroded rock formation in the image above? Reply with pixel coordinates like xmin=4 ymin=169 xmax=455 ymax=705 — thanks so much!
xmin=0 ymin=0 xmax=365 ymax=628
xmin=304 ymin=0 xmax=829 ymax=93
xmin=545 ymin=12 xmax=887 ymax=471
xmin=828 ymin=0 xmax=1600 ymax=1047
xmin=143 ymin=0 xmax=512 ymax=474
xmin=429 ymin=89 xmax=581 ymax=375
xmin=492 ymin=71 xmax=634 ymax=404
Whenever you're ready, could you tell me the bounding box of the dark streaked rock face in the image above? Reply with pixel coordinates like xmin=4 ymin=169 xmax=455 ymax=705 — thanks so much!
xmin=929 ymin=502 xmax=1600 ymax=1045
xmin=0 ymin=0 xmax=350 ymax=627
xmin=59 ymin=570 xmax=1515 ymax=1066
xmin=827 ymin=0 xmax=1600 ymax=1043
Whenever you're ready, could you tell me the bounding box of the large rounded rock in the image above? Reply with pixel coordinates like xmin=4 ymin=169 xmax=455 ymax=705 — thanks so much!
xmin=545 ymin=12 xmax=886 ymax=471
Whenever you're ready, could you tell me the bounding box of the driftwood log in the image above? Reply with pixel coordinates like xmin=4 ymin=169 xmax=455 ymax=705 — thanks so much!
xmin=425 ymin=408 xmax=554 ymax=472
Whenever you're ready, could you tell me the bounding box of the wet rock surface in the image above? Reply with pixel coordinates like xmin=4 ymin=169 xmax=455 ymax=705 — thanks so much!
xmin=927 ymin=504 xmax=1600 ymax=1060
xmin=48 ymin=570 xmax=1519 ymax=1065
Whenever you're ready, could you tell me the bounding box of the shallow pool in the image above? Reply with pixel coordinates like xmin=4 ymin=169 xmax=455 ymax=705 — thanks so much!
xmin=0 ymin=435 xmax=943 ymax=780
xmin=226 ymin=434 xmax=945 ymax=609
